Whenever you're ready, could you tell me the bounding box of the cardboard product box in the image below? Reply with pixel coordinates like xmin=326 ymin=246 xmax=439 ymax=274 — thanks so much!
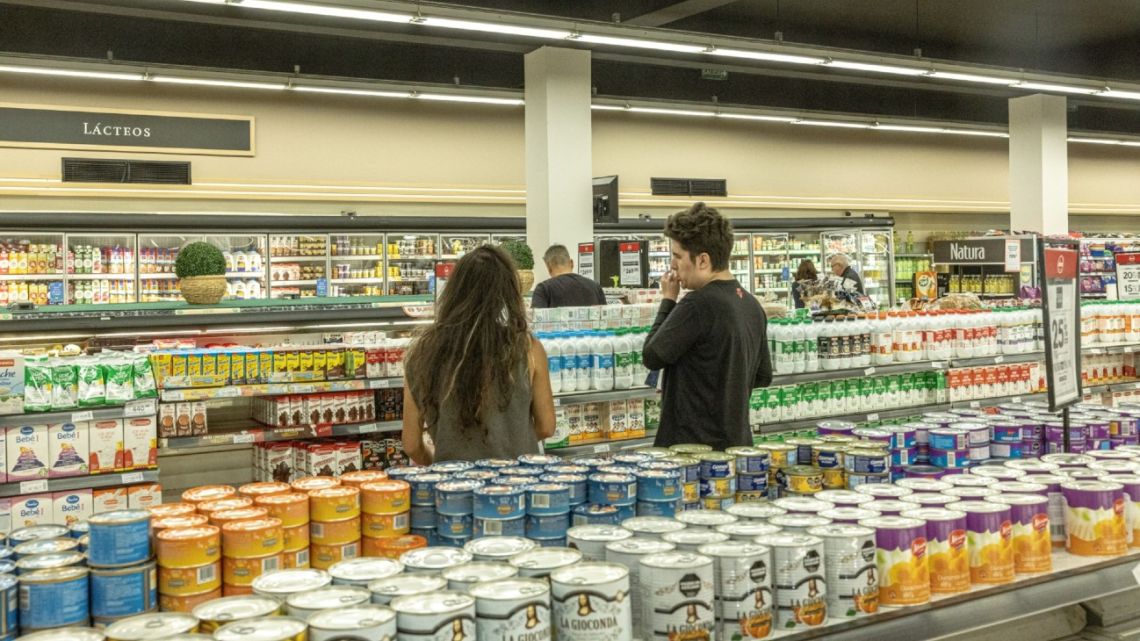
xmin=306 ymin=442 xmax=339 ymax=478
xmin=544 ymin=405 xmax=570 ymax=450
xmin=360 ymin=439 xmax=384 ymax=470
xmin=174 ymin=402 xmax=193 ymax=437
xmin=202 ymin=351 xmax=217 ymax=379
xmin=289 ymin=395 xmax=306 ymax=428
xmin=581 ymin=403 xmax=604 ymax=442
xmin=216 ymin=352 xmax=231 ymax=386
xmin=337 ymin=441 xmax=361 ymax=475
xmin=159 ymin=403 xmax=177 ymax=438
xmin=258 ymin=441 xmax=289 ymax=483
xmin=0 ymin=355 xmax=25 ymax=415
xmin=93 ymin=486 xmax=128 ymax=513
xmin=293 ymin=441 xmax=307 ymax=479
xmin=150 ymin=353 xmax=171 ymax=389
xmin=168 ymin=352 xmax=189 ymax=388
xmin=230 ymin=349 xmax=247 ymax=386
xmin=627 ymin=399 xmax=646 ymax=435
xmin=565 ymin=404 xmax=583 ymax=444
xmin=607 ymin=400 xmax=628 ymax=440
xmin=305 ymin=395 xmax=322 ymax=427
xmin=7 ymin=423 xmax=49 ymax=480
xmin=312 ymin=349 xmax=327 ymax=382
xmin=286 ymin=350 xmax=301 ymax=381
xmin=53 ymin=488 xmax=93 ymax=528
xmin=0 ymin=499 xmax=10 ymax=534
xmin=122 ymin=416 xmax=157 ymax=470
xmin=298 ymin=350 xmax=314 ymax=381
xmin=89 ymin=419 xmax=124 ymax=473
xmin=48 ymin=422 xmax=89 ymax=478
xmin=11 ymin=493 xmax=52 ymax=529
xmin=349 ymin=347 xmax=367 ymax=380
xmin=191 ymin=401 xmax=208 ymax=436
xmin=127 ymin=483 xmax=163 ymax=510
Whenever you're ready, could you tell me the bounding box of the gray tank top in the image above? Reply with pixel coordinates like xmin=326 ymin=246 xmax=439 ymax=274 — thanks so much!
xmin=429 ymin=359 xmax=540 ymax=462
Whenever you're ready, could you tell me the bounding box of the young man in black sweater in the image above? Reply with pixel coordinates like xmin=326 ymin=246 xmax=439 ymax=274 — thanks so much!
xmin=643 ymin=203 xmax=773 ymax=449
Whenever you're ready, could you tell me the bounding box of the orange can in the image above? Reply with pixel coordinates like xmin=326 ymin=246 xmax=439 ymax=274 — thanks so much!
xmin=311 ymin=517 xmax=362 ymax=546
xmin=222 ymin=518 xmax=284 ymax=558
xmin=153 ymin=514 xmax=209 ymax=533
xmin=160 ymin=587 xmax=221 ymax=613
xmin=283 ymin=523 xmax=309 ymax=552
xmin=308 ymin=486 xmax=361 ymax=522
xmin=291 ymin=476 xmax=341 ymax=493
xmin=156 ymin=525 xmax=221 ymax=568
xmin=198 ymin=497 xmax=253 ymax=516
xmin=254 ymin=493 xmax=310 ymax=528
xmin=283 ymin=548 xmax=311 ymax=569
xmin=238 ymin=481 xmax=291 ymax=499
xmin=209 ymin=507 xmax=269 ymax=527
xmin=362 ymin=511 xmax=410 ymax=538
xmin=339 ymin=470 xmax=388 ymax=487
xmin=361 ymin=536 xmax=387 ymax=558
xmin=148 ymin=502 xmax=197 ymax=518
xmin=182 ymin=485 xmax=237 ymax=505
xmin=222 ymin=553 xmax=283 ymax=586
xmin=310 ymin=541 xmax=360 ymax=570
xmin=223 ymin=583 xmax=255 ymax=597
xmin=158 ymin=562 xmax=221 ymax=596
xmin=377 ymin=534 xmax=427 ymax=559
xmin=360 ymin=480 xmax=411 ymax=515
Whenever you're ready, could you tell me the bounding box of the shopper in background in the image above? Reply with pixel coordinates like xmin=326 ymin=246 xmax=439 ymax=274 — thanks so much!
xmin=532 ymin=244 xmax=607 ymax=308
xmin=829 ymin=253 xmax=865 ymax=294
xmin=791 ymin=259 xmax=819 ymax=309
xmin=643 ymin=202 xmax=772 ymax=450
xmin=401 ymin=245 xmax=556 ymax=464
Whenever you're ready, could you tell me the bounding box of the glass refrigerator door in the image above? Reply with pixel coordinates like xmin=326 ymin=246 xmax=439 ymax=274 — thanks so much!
xmin=138 ymin=234 xmax=198 ymax=303
xmin=730 ymin=233 xmax=751 ymax=286
xmin=440 ymin=234 xmax=489 ymax=259
xmin=491 ymin=234 xmax=525 ymax=246
xmin=751 ymin=233 xmax=790 ymax=299
xmin=328 ymin=233 xmax=385 ymax=299
xmin=860 ymin=229 xmax=894 ymax=305
xmin=386 ymin=233 xmax=439 ymax=296
xmin=269 ymin=234 xmax=329 ymax=299
xmin=65 ymin=233 xmax=137 ymax=305
xmin=205 ymin=234 xmax=267 ymax=301
xmin=0 ymin=232 xmax=65 ymax=306
xmin=646 ymin=234 xmax=669 ymax=285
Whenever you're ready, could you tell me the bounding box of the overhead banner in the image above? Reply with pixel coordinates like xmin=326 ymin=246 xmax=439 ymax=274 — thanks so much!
xmin=1040 ymin=239 xmax=1081 ymax=411
xmin=0 ymin=103 xmax=255 ymax=156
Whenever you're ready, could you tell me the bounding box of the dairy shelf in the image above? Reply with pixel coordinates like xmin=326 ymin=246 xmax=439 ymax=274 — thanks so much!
xmin=0 ymin=469 xmax=159 ymax=498
xmin=270 ymin=256 xmax=328 ymax=262
xmin=547 ymin=433 xmax=657 ymax=457
xmin=0 ymin=398 xmax=157 ymax=427
xmin=159 ymin=378 xmax=404 ymax=402
xmin=0 ymin=273 xmax=65 ymax=281
xmin=160 ymin=419 xmax=403 ymax=451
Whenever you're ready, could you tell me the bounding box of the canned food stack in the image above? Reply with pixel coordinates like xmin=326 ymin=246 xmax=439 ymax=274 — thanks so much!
xmin=360 ymin=479 xmax=412 ymax=556
xmin=307 ymin=485 xmax=361 ymax=570
xmin=435 ymin=479 xmax=479 ymax=547
xmin=727 ymin=446 xmax=771 ymax=504
xmin=253 ymin=492 xmax=310 ymax=569
xmin=576 ymin=471 xmax=636 ymax=527
xmin=86 ymin=510 xmax=159 ymax=628
xmin=697 ymin=450 xmax=738 ymax=511
xmin=14 ymin=524 xmax=88 ymax=635
xmin=220 ymin=515 xmax=285 ymax=595
xmin=155 ymin=517 xmax=222 ymax=613
xmin=475 ymin=482 xmax=528 ymax=539
xmin=525 ymin=482 xmax=572 ymax=546
xmin=639 ymin=551 xmax=718 ymax=639
xmin=990 ymin=418 xmax=1027 ymax=460
xmin=661 ymin=453 xmax=701 ymax=508
xmin=407 ymin=471 xmax=445 ymax=543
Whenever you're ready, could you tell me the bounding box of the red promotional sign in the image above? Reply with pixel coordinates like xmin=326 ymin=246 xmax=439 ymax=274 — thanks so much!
xmin=1116 ymin=252 xmax=1140 ymax=265
xmin=578 ymin=243 xmax=594 ymax=253
xmin=1043 ymin=248 xmax=1078 ymax=280
xmin=619 ymin=242 xmax=640 ymax=253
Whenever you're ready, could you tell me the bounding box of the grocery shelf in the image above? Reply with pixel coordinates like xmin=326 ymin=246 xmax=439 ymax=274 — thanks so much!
xmin=773 ymin=361 xmax=947 ymax=386
xmin=547 ymin=434 xmax=656 ymax=457
xmin=754 ymin=392 xmax=1048 ymax=432
xmin=160 ymin=378 xmax=403 ymax=402
xmin=789 ymin=249 xmax=822 ymax=255
xmin=330 ymin=255 xmax=384 ymax=261
xmin=270 ymin=256 xmax=328 ymax=262
xmin=0 ymin=469 xmax=159 ymax=498
xmin=0 ymin=398 xmax=157 ymax=427
xmin=554 ymin=387 xmax=657 ymax=406
xmin=756 ymin=269 xmax=788 ymax=274
xmin=0 ymin=273 xmax=64 ymax=280
xmin=225 ymin=272 xmax=264 ymax=279
xmin=386 ymin=256 xmax=437 ymax=261
xmin=160 ymin=419 xmax=402 ymax=451
xmin=331 ymin=278 xmax=385 ymax=284
xmin=271 ymin=280 xmax=319 ymax=287
xmin=67 ymin=273 xmax=134 ymax=280
xmin=895 ymin=253 xmax=933 ymax=257
xmin=140 ymin=273 xmax=178 ymax=280
xmin=951 ymin=351 xmax=1044 ymax=368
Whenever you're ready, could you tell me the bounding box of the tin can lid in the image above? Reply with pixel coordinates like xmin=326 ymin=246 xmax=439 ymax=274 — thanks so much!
xmin=214 ymin=616 xmax=308 ymax=641
xmin=715 ymin=522 xmax=781 ymax=537
xmin=754 ymin=532 xmax=824 ymax=547
xmin=11 ymin=627 xmax=105 ymax=641
xmin=407 ymin=472 xmax=446 ymax=483
xmin=193 ymin=595 xmax=281 ymax=622
xmin=14 ymin=537 xmax=79 ymax=557
xmin=285 ymin=585 xmax=371 ymax=610
xmin=662 ymin=530 xmax=730 ymax=545
xmin=565 ymin=525 xmax=632 ymax=542
xmin=696 ymin=541 xmax=768 ymax=557
xmin=391 ymin=590 xmax=474 ymax=615
xmin=621 ymin=516 xmax=686 ymax=534
xmin=639 ymin=551 xmax=713 ymax=569
xmin=899 ymin=507 xmax=966 ymax=521
xmin=156 ymin=524 xmax=219 ymax=541
xmin=309 ymin=604 xmax=396 ymax=630
xmin=676 ymin=511 xmax=737 ymax=526
xmin=474 ymin=484 xmax=524 ymax=497
xmin=238 ymin=481 xmax=293 ymax=496
xmin=725 ymin=504 xmax=787 ymax=519
xmin=9 ymin=524 xmax=69 ymax=543
xmin=467 ymin=577 xmax=549 ymax=601
xmin=290 ymin=476 xmax=341 ymax=492
xmin=464 ymin=536 xmax=538 ymax=558
xmin=250 ymin=568 xmax=331 ymax=595
xmin=146 ymin=503 xmax=196 ymax=518
xmin=436 ymin=480 xmax=485 ymax=493
xmin=104 ymin=612 xmax=199 ymax=640
xmin=587 ymin=473 xmax=635 ymax=483
xmin=805 ymin=523 xmax=875 ymax=538
xmin=20 ymin=565 xmax=88 ymax=583
xmin=858 ymin=515 xmax=927 ymax=528
xmin=329 ymin=557 xmax=403 ymax=583
xmin=182 ymin=485 xmax=236 ymax=503
xmin=254 ymin=492 xmax=309 ymax=506
xmin=308 ymin=486 xmax=359 ymax=499
xmin=550 ymin=561 xmax=629 ymax=585
xmin=368 ymin=573 xmax=448 ymax=596
xmin=400 ymin=546 xmax=472 ymax=569
xmin=16 ymin=551 xmax=85 ymax=572
xmin=508 ymin=547 xmax=582 ymax=569
xmin=527 ymin=483 xmax=570 ymax=494
xmin=221 ymin=517 xmax=282 ymax=533
xmin=441 ymin=561 xmax=518 ymax=584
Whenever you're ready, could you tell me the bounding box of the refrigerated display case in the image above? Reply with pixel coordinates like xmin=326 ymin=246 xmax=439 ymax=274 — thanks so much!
xmin=441 ymin=234 xmax=490 ymax=258
xmin=729 ymin=233 xmax=750 ymax=286
xmin=269 ymin=234 xmax=328 ymax=299
xmin=138 ymin=233 xmax=192 ymax=303
xmin=0 ymin=232 xmax=65 ymax=306
xmin=1077 ymin=237 xmax=1140 ymax=300
xmin=208 ymin=234 xmax=266 ymax=301
xmin=751 ymin=232 xmax=792 ymax=300
xmin=821 ymin=229 xmax=894 ymax=306
xmin=895 ymin=253 xmax=933 ymax=302
xmin=66 ymin=233 xmax=137 ymax=304
xmin=386 ymin=233 xmax=438 ymax=296
xmin=329 ymin=233 xmax=385 ymax=298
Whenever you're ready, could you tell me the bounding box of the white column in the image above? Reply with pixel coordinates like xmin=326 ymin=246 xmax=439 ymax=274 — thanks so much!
xmin=525 ymin=46 xmax=593 ymax=282
xmin=1008 ymin=94 xmax=1069 ymax=235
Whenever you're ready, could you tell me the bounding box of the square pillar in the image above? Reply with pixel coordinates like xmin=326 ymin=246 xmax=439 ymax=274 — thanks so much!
xmin=1009 ymin=94 xmax=1069 ymax=235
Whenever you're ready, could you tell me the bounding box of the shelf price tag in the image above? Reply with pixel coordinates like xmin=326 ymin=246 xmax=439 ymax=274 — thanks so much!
xmin=931 ymin=361 xmax=944 ymax=369
xmin=577 ymin=243 xmax=595 ymax=281
xmin=864 ymin=367 xmax=876 ymax=376
xmin=71 ymin=411 xmax=94 ymax=423
xmin=124 ymin=400 xmax=154 ymax=418
xmin=969 ymin=401 xmax=981 ymax=408
xmin=121 ymin=472 xmax=145 ymax=484
xmin=1012 ymin=396 xmax=1022 ymax=403
xmin=866 ymin=413 xmax=880 ymax=422
xmin=593 ymin=444 xmax=612 ymax=454
xmin=994 ymin=355 xmax=1005 ymax=364
xmin=619 ymin=242 xmax=643 ymax=286
xmin=369 ymin=379 xmax=392 ymax=390
xmin=19 ymin=480 xmax=48 ymax=494
xmin=216 ymin=387 xmax=242 ymax=399
xmin=232 ymin=433 xmax=256 ymax=444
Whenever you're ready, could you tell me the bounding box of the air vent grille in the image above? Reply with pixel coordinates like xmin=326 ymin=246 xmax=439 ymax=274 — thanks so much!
xmin=650 ymin=177 xmax=727 ymax=197
xmin=62 ymin=158 xmax=191 ymax=185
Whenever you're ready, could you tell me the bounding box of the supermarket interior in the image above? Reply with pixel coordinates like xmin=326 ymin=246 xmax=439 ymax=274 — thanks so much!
xmin=6 ymin=1 xmax=1140 ymax=641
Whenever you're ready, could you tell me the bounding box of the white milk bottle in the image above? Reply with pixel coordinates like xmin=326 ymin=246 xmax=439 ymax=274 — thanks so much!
xmin=542 ymin=332 xmax=563 ymax=394
xmin=790 ymin=318 xmax=806 ymax=374
xmin=801 ymin=319 xmax=819 ymax=372
xmin=590 ymin=331 xmax=615 ymax=391
xmin=612 ymin=328 xmax=634 ymax=390
xmin=574 ymin=331 xmax=592 ymax=392
xmin=558 ymin=332 xmax=577 ymax=393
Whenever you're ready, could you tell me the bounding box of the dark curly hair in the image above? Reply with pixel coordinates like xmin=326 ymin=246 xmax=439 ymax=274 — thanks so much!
xmin=663 ymin=202 xmax=734 ymax=271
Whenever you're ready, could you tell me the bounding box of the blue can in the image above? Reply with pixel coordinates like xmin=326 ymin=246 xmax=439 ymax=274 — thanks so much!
xmin=596 ymin=465 xmax=639 ymax=476
xmin=991 ymin=422 xmax=1023 ymax=443
xmin=699 ymin=476 xmax=737 ymax=497
xmin=437 ymin=513 xmax=474 ymax=538
xmin=698 ymin=453 xmax=735 ymax=478
xmin=527 ymin=484 xmax=571 ymax=516
xmin=615 ymin=505 xmax=636 ymax=521
xmin=473 ymin=516 xmax=526 ymax=538
xmin=18 ymin=566 xmax=89 ymax=630
xmin=0 ymin=574 xmax=14 ymax=637
xmin=636 ymin=499 xmax=681 ymax=518
xmin=843 ymin=450 xmax=889 ymax=475
xmin=410 ymin=526 xmax=439 ymax=546
xmin=87 ymin=510 xmax=150 ymax=568
xmin=725 ymin=447 xmax=771 ymax=475
xmin=525 ymin=513 xmax=570 ymax=538
xmin=540 ymin=474 xmax=587 ymax=506
xmin=430 ymin=461 xmax=475 ymax=474
xmin=435 ymin=480 xmax=484 ymax=516
xmin=456 ymin=469 xmax=498 ymax=482
xmin=682 ymin=502 xmax=702 ymax=511
xmin=407 ymin=473 xmax=446 ymax=507
xmin=474 ymin=485 xmax=527 ymax=519
xmin=886 ymin=426 xmax=918 ymax=450
xmin=545 ymin=465 xmax=589 ymax=476
xmin=8 ymin=526 xmax=68 ymax=547
xmin=637 ymin=461 xmax=682 ymax=473
xmin=90 ymin=561 xmax=157 ymax=621
xmin=532 ymin=536 xmax=567 ymax=548
xmin=571 ymin=504 xmax=622 ymax=527
xmin=929 ymin=429 xmax=969 ymax=451
xmin=571 ymin=457 xmax=610 ymax=471
xmin=612 ymin=453 xmax=653 ymax=466
xmin=891 ymin=448 xmax=919 ymax=467
xmin=437 ymin=534 xmax=472 ymax=549
xmin=737 ymin=473 xmax=768 ymax=493
xmin=587 ymin=474 xmax=637 ymax=506
xmin=634 ymin=470 xmax=681 ymax=501
xmin=663 ymin=457 xmax=701 ymax=483
xmin=68 ymin=522 xmax=88 ymax=539
xmin=385 ymin=466 xmax=422 ymax=481
xmin=929 ymin=447 xmax=970 ymax=469
xmin=410 ymin=505 xmax=437 ymax=529
xmin=475 ymin=458 xmax=517 ymax=470
xmin=502 ymin=466 xmax=546 ymax=478
xmin=518 ymin=454 xmax=562 ymax=467
xmin=990 ymin=442 xmax=1024 ymax=459
xmin=493 ymin=476 xmax=535 ymax=489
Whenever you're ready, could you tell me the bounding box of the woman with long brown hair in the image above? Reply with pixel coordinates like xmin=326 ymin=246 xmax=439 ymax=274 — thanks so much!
xmin=401 ymin=245 xmax=556 ymax=464
xmin=792 ymin=259 xmax=819 ymax=309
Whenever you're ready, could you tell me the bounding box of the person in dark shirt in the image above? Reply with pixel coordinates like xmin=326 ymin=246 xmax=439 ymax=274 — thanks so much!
xmin=791 ymin=259 xmax=819 ymax=309
xmin=828 ymin=253 xmax=865 ymax=294
xmin=532 ymin=244 xmax=607 ymax=308
xmin=643 ymin=202 xmax=773 ymax=450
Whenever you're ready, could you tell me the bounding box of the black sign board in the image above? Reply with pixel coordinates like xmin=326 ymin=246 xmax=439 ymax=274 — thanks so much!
xmin=0 ymin=103 xmax=254 ymax=156
xmin=932 ymin=238 xmax=1035 ymax=265
xmin=1039 ymin=238 xmax=1082 ymax=414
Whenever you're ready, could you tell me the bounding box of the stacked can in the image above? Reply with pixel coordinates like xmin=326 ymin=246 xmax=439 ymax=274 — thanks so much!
xmin=814 ymin=439 xmax=848 ymax=491
xmin=85 ymin=510 xmax=158 ymax=627
xmin=989 ymin=419 xmax=1027 ymax=460
xmin=16 ymin=524 xmax=86 ymax=632
xmin=254 ymin=493 xmax=310 ymax=569
xmin=698 ymin=452 xmax=737 ymax=511
xmin=309 ymin=485 xmax=361 ymax=569
xmin=406 ymin=472 xmax=445 ymax=544
xmin=639 ymin=551 xmax=717 ymax=640
xmin=698 ymin=540 xmax=774 ymax=640
xmin=360 ymin=480 xmax=411 ymax=557
xmin=885 ymin=425 xmax=919 ymax=481
xmin=661 ymin=455 xmax=701 ymax=510
xmin=435 ymin=480 xmax=481 ymax=548
xmin=155 ymin=523 xmax=221 ymax=612
xmin=633 ymin=468 xmax=683 ymax=518
xmin=758 ymin=442 xmax=797 ymax=498
xmin=727 ymin=446 xmax=771 ymax=504
xmin=220 ymin=517 xmax=284 ymax=595
xmin=575 ymin=473 xmax=636 ymax=526
xmin=526 ymin=483 xmax=572 ymax=546
xmin=475 ymin=485 xmax=528 ymax=537
xmin=928 ymin=428 xmax=971 ymax=474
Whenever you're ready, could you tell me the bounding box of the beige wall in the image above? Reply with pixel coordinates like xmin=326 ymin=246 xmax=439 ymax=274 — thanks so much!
xmin=2 ymin=75 xmax=1140 ymax=223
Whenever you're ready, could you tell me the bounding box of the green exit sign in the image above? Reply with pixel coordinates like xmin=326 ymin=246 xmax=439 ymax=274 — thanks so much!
xmin=701 ymin=68 xmax=728 ymax=81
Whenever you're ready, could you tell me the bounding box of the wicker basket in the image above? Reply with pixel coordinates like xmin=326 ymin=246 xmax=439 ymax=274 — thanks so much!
xmin=179 ymin=275 xmax=227 ymax=305
xmin=517 ymin=269 xmax=535 ymax=294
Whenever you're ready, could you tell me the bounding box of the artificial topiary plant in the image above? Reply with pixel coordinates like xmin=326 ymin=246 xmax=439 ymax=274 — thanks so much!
xmin=500 ymin=238 xmax=535 ymax=270
xmin=175 ymin=242 xmax=227 ymax=279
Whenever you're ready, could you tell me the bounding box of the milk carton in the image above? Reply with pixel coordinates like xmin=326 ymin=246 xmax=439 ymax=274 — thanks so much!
xmin=6 ymin=424 xmax=48 ymax=480
xmin=0 ymin=355 xmax=24 ymax=415
xmin=581 ymin=403 xmax=604 ymax=442
xmin=565 ymin=404 xmax=584 ymax=444
xmin=52 ymin=489 xmax=93 ymax=528
xmin=48 ymin=422 xmax=89 ymax=478
xmin=89 ymin=419 xmax=124 ymax=473
xmin=123 ymin=416 xmax=157 ymax=470
xmin=11 ymin=494 xmax=51 ymax=528
xmin=336 ymin=441 xmax=361 ymax=475
xmin=127 ymin=484 xmax=163 ymax=510
xmin=544 ymin=405 xmax=570 ymax=450
xmin=93 ymin=486 xmax=128 ymax=513
xmin=627 ymin=399 xmax=646 ymax=438
xmin=607 ymin=400 xmax=628 ymax=440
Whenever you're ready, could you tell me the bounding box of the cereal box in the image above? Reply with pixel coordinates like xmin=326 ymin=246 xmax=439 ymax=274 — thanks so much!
xmin=159 ymin=403 xmax=177 ymax=438
xmin=93 ymin=486 xmax=128 ymax=513
xmin=305 ymin=442 xmax=338 ymax=477
xmin=12 ymin=494 xmax=51 ymax=528
xmin=6 ymin=424 xmax=48 ymax=480
xmin=337 ymin=441 xmax=361 ymax=475
xmin=0 ymin=499 xmax=10 ymax=534
xmin=175 ymin=403 xmax=193 ymax=437
xmin=0 ymin=355 xmax=24 ymax=415
xmin=89 ymin=419 xmax=124 ymax=473
xmin=127 ymin=483 xmax=163 ymax=510
xmin=53 ymin=489 xmax=93 ymax=528
xmin=48 ymin=422 xmax=89 ymax=478
xmin=123 ymin=416 xmax=157 ymax=470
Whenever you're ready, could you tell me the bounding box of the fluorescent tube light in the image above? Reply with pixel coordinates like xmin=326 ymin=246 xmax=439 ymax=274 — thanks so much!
xmin=415 ymin=93 xmax=523 ymax=105
xmin=1099 ymin=89 xmax=1140 ymax=100
xmin=718 ymin=113 xmax=798 ymax=123
xmin=418 ymin=17 xmax=570 ymax=40
xmin=0 ymin=65 xmax=143 ymax=81
xmin=874 ymin=124 xmax=945 ymax=133
xmin=1068 ymin=137 xmax=1122 ymax=145
xmin=793 ymin=119 xmax=871 ymax=129
xmin=1012 ymin=81 xmax=1098 ymax=95
xmin=573 ymin=34 xmax=704 ymax=54
xmin=927 ymin=71 xmax=1014 ymax=85
xmin=709 ymin=49 xmax=824 ymax=65
xmin=590 ymin=104 xmax=627 ymax=111
xmin=946 ymin=129 xmax=1009 ymax=138
xmin=826 ymin=60 xmax=927 ymax=76
xmin=235 ymin=0 xmax=410 ymax=23
xmin=293 ymin=86 xmax=408 ymax=98
xmin=627 ymin=107 xmax=715 ymax=117
xmin=150 ymin=76 xmax=287 ymax=90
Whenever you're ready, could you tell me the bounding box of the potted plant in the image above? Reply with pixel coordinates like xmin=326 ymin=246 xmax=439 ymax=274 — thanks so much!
xmin=175 ymin=242 xmax=228 ymax=305
xmin=500 ymin=238 xmax=535 ymax=293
